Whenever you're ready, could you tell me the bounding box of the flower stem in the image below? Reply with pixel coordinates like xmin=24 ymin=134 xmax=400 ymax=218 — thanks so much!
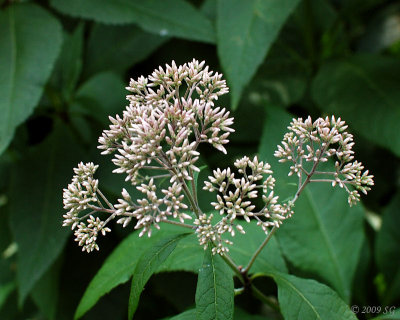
xmin=242 ymin=226 xmax=278 ymax=274
xmin=97 ymin=189 xmax=114 ymax=210
xmin=251 ymin=285 xmax=281 ymax=312
xmin=162 ymin=219 xmax=196 ymax=229
xmin=243 ymin=145 xmax=329 ymax=274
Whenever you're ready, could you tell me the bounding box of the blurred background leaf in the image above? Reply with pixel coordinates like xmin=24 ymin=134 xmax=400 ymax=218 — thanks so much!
xmin=217 ymin=0 xmax=301 ymax=109
xmin=0 ymin=0 xmax=399 ymax=319
xmin=0 ymin=3 xmax=62 ymax=155
xmin=8 ymin=123 xmax=86 ymax=305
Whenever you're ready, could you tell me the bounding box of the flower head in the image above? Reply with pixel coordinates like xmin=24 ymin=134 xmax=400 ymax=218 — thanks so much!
xmin=98 ymin=59 xmax=233 ymax=185
xmin=201 ymin=156 xmax=292 ymax=253
xmin=274 ymin=116 xmax=374 ymax=205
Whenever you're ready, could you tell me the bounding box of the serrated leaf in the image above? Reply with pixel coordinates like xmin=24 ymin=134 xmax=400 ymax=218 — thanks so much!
xmin=9 ymin=122 xmax=86 ymax=305
xmin=195 ymin=245 xmax=234 ymax=320
xmin=259 ymin=106 xmax=365 ymax=302
xmin=217 ymin=0 xmax=301 ymax=109
xmin=0 ymin=3 xmax=62 ymax=155
xmin=85 ymin=24 xmax=168 ymax=78
xmin=128 ymin=233 xmax=190 ymax=319
xmin=50 ymin=0 xmax=215 ymax=44
xmin=311 ymin=55 xmax=400 ymax=157
xmin=74 ymin=224 xmax=193 ymax=319
xmin=271 ymin=273 xmax=357 ymax=320
xmin=375 ymin=192 xmax=400 ymax=304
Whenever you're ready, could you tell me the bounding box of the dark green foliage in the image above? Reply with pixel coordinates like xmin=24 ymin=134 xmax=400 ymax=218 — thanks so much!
xmin=0 ymin=0 xmax=399 ymax=319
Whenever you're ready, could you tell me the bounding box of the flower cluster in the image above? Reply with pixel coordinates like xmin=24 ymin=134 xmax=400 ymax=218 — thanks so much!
xmin=274 ymin=116 xmax=374 ymax=206
xmin=98 ymin=59 xmax=233 ymax=186
xmin=63 ymin=60 xmax=234 ymax=252
xmin=62 ymin=162 xmax=111 ymax=252
xmin=114 ymin=180 xmax=192 ymax=237
xmin=62 ymin=60 xmax=374 ymax=256
xmin=197 ymin=156 xmax=293 ymax=254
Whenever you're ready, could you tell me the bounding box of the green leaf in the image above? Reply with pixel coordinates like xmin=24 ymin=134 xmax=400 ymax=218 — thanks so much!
xmin=271 ymin=273 xmax=357 ymax=320
xmin=229 ymin=221 xmax=287 ymax=274
xmin=371 ymin=308 xmax=400 ymax=320
xmin=85 ymin=24 xmax=168 ymax=78
xmin=217 ymin=0 xmax=301 ymax=109
xmin=164 ymin=307 xmax=272 ymax=320
xmin=0 ymin=209 xmax=11 ymax=254
xmin=375 ymin=192 xmax=400 ymax=304
xmin=50 ymin=0 xmax=215 ymax=44
xmin=311 ymin=55 xmax=400 ymax=157
xmin=51 ymin=23 xmax=84 ymax=101
xmin=259 ymin=106 xmax=365 ymax=302
xmin=0 ymin=282 xmax=15 ymax=311
xmin=72 ymin=72 xmax=126 ymax=125
xmin=75 ymin=224 xmax=192 ymax=319
xmin=0 ymin=3 xmax=62 ymax=154
xmin=195 ymin=245 xmax=234 ymax=320
xmin=159 ymin=220 xmax=288 ymax=275
xmin=8 ymin=122 xmax=86 ymax=305
xmin=247 ymin=58 xmax=308 ymax=109
xmin=31 ymin=259 xmax=62 ymax=320
xmin=128 ymin=233 xmax=190 ymax=319
xmin=157 ymin=233 xmax=203 ymax=273
xmin=164 ymin=309 xmax=196 ymax=320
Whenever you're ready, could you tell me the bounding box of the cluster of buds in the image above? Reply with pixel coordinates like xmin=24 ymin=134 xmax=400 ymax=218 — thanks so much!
xmin=98 ymin=59 xmax=233 ymax=185
xmin=114 ymin=181 xmax=192 ymax=237
xmin=197 ymin=156 xmax=293 ymax=254
xmin=62 ymin=60 xmax=374 ymax=255
xmin=274 ymin=116 xmax=374 ymax=206
xmin=62 ymin=162 xmax=111 ymax=252
xmin=63 ymin=60 xmax=234 ymax=251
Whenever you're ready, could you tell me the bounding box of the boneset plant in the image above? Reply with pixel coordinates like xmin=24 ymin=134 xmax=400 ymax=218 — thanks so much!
xmin=62 ymin=60 xmax=374 ymax=319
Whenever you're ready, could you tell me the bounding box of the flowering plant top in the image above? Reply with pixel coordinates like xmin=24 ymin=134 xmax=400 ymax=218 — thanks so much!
xmin=63 ymin=60 xmax=373 ymax=254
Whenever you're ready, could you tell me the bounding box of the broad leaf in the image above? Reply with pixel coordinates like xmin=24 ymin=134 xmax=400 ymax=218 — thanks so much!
xmin=312 ymin=55 xmax=400 ymax=157
xmin=0 ymin=3 xmax=62 ymax=154
xmin=9 ymin=123 xmax=86 ymax=304
xmin=31 ymin=259 xmax=62 ymax=320
xmin=75 ymin=224 xmax=193 ymax=319
xmin=0 ymin=282 xmax=15 ymax=311
xmin=271 ymin=273 xmax=357 ymax=320
xmin=0 ymin=208 xmax=11 ymax=254
xmin=85 ymin=24 xmax=168 ymax=78
xmin=229 ymin=221 xmax=287 ymax=274
xmin=51 ymin=23 xmax=84 ymax=102
xmin=157 ymin=233 xmax=203 ymax=273
xmin=72 ymin=72 xmax=126 ymax=126
xmin=164 ymin=307 xmax=272 ymax=320
xmin=371 ymin=308 xmax=400 ymax=320
xmin=50 ymin=0 xmax=215 ymax=44
xmin=128 ymin=233 xmax=190 ymax=319
xmin=159 ymin=220 xmax=287 ymax=275
xmin=375 ymin=192 xmax=400 ymax=304
xmin=259 ymin=107 xmax=365 ymax=302
xmin=165 ymin=309 xmax=196 ymax=320
xmin=217 ymin=0 xmax=301 ymax=109
xmin=195 ymin=246 xmax=234 ymax=320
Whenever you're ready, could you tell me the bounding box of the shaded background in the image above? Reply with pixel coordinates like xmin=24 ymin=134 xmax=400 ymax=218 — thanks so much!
xmin=0 ymin=0 xmax=400 ymax=319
